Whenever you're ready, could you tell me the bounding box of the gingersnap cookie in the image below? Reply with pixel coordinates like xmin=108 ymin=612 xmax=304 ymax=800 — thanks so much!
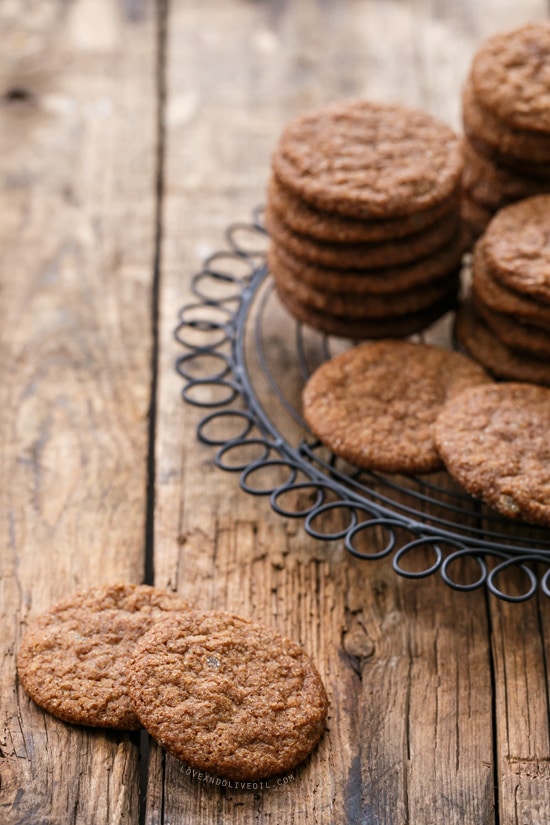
xmin=462 ymin=138 xmax=549 ymax=211
xmin=276 ymin=284 xmax=457 ymax=340
xmin=270 ymin=252 xmax=459 ymax=319
xmin=272 ymin=100 xmax=463 ymax=219
xmin=17 ymin=583 xmax=192 ymax=730
xmin=482 ymin=195 xmax=550 ymax=304
xmin=127 ymin=610 xmax=328 ymax=780
xmin=266 ymin=205 xmax=460 ymax=270
xmin=268 ymin=232 xmax=465 ymax=295
xmin=435 ymin=382 xmax=550 ymax=526
xmin=470 ymin=22 xmax=550 ymax=135
xmin=473 ymin=297 xmax=550 ymax=359
xmin=472 ymin=243 xmax=550 ymax=327
xmin=267 ymin=175 xmax=460 ymax=244
xmin=462 ymin=79 xmax=550 ymax=164
xmin=302 ymin=340 xmax=490 ymax=474
xmin=454 ymin=299 xmax=550 ymax=386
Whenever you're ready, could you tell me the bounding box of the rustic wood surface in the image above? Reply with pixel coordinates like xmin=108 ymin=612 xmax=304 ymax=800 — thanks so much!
xmin=2 ymin=1 xmax=550 ymax=823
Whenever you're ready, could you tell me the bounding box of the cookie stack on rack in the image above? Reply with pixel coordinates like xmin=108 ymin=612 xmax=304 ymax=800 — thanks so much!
xmin=265 ymin=99 xmax=465 ymax=339
xmin=456 ymin=195 xmax=550 ymax=387
xmin=461 ymin=22 xmax=550 ymax=242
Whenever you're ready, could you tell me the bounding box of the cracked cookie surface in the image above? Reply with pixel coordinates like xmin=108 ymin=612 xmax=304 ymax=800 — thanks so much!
xmin=435 ymin=382 xmax=550 ymax=526
xmin=17 ymin=583 xmax=192 ymax=729
xmin=302 ymin=340 xmax=490 ymax=474
xmin=272 ymin=100 xmax=462 ymax=219
xmin=127 ymin=610 xmax=328 ymax=780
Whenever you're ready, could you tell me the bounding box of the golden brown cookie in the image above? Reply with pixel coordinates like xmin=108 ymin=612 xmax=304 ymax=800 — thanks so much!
xmin=127 ymin=610 xmax=328 ymax=781
xmin=270 ymin=251 xmax=459 ymax=319
xmin=462 ymin=79 xmax=550 ymax=164
xmin=454 ymin=299 xmax=550 ymax=386
xmin=470 ymin=22 xmax=550 ymax=135
xmin=302 ymin=340 xmax=490 ymax=474
xmin=481 ymin=195 xmax=550 ymax=304
xmin=472 ymin=242 xmax=550 ymax=327
xmin=266 ymin=205 xmax=460 ymax=270
xmin=435 ymin=382 xmax=550 ymax=526
xmin=267 ymin=174 xmax=460 ymax=244
xmin=462 ymin=138 xmax=549 ymax=211
xmin=268 ymin=232 xmax=465 ymax=295
xmin=272 ymin=100 xmax=463 ymax=219
xmin=17 ymin=583 xmax=192 ymax=730
xmin=473 ymin=296 xmax=550 ymax=359
xmin=276 ymin=284 xmax=457 ymax=340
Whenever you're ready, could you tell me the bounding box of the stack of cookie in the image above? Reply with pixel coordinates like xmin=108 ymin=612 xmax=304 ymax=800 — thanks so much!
xmin=461 ymin=22 xmax=550 ymax=242
xmin=456 ymin=195 xmax=550 ymax=387
xmin=266 ymin=100 xmax=465 ymax=339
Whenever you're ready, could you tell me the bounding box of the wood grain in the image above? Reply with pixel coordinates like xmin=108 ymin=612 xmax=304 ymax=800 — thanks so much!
xmin=2 ymin=0 xmax=550 ymax=823
xmin=0 ymin=0 xmax=158 ymax=822
xmin=153 ymin=1 xmax=549 ymax=824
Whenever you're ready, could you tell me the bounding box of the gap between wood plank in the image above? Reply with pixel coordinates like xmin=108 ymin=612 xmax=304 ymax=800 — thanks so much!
xmin=144 ymin=0 xmax=169 ymax=589
xmin=141 ymin=1 xmax=169 ymax=823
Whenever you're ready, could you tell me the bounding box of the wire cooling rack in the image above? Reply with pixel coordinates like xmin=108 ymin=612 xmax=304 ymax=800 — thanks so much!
xmin=175 ymin=208 xmax=550 ymax=603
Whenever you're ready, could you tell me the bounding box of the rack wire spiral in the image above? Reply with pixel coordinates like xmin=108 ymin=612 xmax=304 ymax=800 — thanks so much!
xmin=175 ymin=208 xmax=550 ymax=603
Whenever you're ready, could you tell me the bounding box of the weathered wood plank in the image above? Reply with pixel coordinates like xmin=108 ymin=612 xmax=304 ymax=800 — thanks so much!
xmin=0 ymin=0 xmax=159 ymax=822
xmin=153 ymin=1 xmax=548 ymax=823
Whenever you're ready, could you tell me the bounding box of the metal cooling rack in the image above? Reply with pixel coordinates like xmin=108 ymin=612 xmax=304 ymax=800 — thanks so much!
xmin=175 ymin=209 xmax=550 ymax=603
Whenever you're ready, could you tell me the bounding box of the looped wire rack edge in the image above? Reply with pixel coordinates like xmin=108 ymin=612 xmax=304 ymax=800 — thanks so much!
xmin=175 ymin=209 xmax=550 ymax=603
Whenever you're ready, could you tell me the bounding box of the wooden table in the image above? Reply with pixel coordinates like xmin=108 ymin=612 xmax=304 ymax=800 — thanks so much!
xmin=2 ymin=1 xmax=550 ymax=823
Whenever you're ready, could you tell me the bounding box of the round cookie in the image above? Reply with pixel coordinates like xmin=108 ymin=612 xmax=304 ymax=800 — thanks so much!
xmin=473 ymin=297 xmax=550 ymax=359
xmin=270 ymin=252 xmax=459 ymax=319
xmin=454 ymin=299 xmax=550 ymax=386
xmin=465 ymin=130 xmax=550 ymax=179
xmin=272 ymin=99 xmax=463 ymax=219
xmin=302 ymin=340 xmax=490 ymax=474
xmin=462 ymin=79 xmax=550 ymax=164
xmin=268 ymin=231 xmax=465 ymax=295
xmin=462 ymin=138 xmax=549 ymax=211
xmin=17 ymin=583 xmax=192 ymax=730
xmin=472 ymin=242 xmax=550 ymax=327
xmin=482 ymin=195 xmax=550 ymax=304
xmin=127 ymin=610 xmax=328 ymax=780
xmin=276 ymin=284 xmax=457 ymax=340
xmin=470 ymin=22 xmax=550 ymax=134
xmin=435 ymin=382 xmax=550 ymax=526
xmin=265 ymin=205 xmax=460 ymax=270
xmin=267 ymin=174 xmax=460 ymax=244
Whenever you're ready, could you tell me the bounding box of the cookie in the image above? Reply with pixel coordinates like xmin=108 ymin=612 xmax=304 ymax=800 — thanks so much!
xmin=266 ymin=205 xmax=460 ymax=270
xmin=473 ymin=296 xmax=550 ymax=359
xmin=272 ymin=100 xmax=463 ymax=219
xmin=465 ymin=130 xmax=550 ymax=179
xmin=17 ymin=583 xmax=192 ymax=730
xmin=472 ymin=242 xmax=550 ymax=327
xmin=302 ymin=340 xmax=490 ymax=474
xmin=462 ymin=79 xmax=550 ymax=164
xmin=454 ymin=299 xmax=550 ymax=386
xmin=270 ymin=251 xmax=459 ymax=319
xmin=462 ymin=138 xmax=549 ymax=211
xmin=268 ymin=232 xmax=465 ymax=295
xmin=435 ymin=382 xmax=550 ymax=526
xmin=276 ymin=284 xmax=457 ymax=340
xmin=267 ymin=174 xmax=460 ymax=244
xmin=482 ymin=195 xmax=550 ymax=304
xmin=470 ymin=22 xmax=550 ymax=135
xmin=127 ymin=610 xmax=328 ymax=780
